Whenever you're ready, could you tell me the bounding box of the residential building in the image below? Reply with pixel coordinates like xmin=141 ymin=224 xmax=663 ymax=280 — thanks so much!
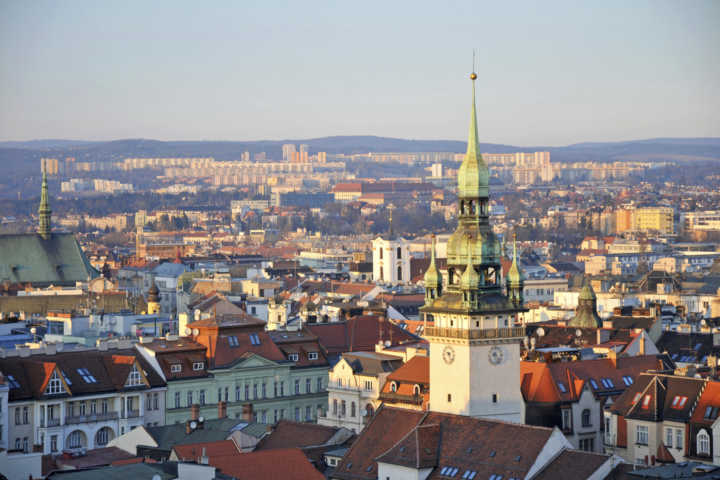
xmin=378 ymin=355 xmax=429 ymax=411
xmin=318 ymin=351 xmax=403 ymax=433
xmin=0 ymin=344 xmax=166 ymax=455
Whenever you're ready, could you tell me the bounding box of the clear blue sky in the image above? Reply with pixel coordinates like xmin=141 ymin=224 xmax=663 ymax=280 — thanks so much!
xmin=1 ymin=0 xmax=718 ymax=146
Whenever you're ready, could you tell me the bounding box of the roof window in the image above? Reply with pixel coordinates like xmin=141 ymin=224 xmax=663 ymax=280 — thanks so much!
xmin=671 ymin=395 xmax=688 ymax=409
xmin=462 ymin=471 xmax=477 ymax=480
xmin=77 ymin=368 xmax=97 ymax=383
xmin=601 ymin=378 xmax=615 ymax=388
xmin=642 ymin=395 xmax=651 ymax=409
xmin=557 ymin=382 xmax=567 ymax=393
xmin=622 ymin=376 xmax=633 ymax=386
xmin=6 ymin=374 xmax=19 ymax=389
xmin=589 ymin=379 xmax=599 ymax=390
xmin=228 ymin=335 xmax=239 ymax=347
xmin=632 ymin=393 xmax=642 ymax=404
xmin=704 ymin=406 xmax=719 ymax=420
xmin=249 ymin=333 xmax=261 ymax=345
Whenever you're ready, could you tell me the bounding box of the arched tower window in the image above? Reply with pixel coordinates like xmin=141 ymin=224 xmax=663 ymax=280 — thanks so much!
xmin=397 ymin=265 xmax=402 ymax=281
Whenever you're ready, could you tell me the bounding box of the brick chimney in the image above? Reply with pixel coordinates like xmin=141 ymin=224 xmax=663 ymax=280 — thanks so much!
xmin=191 ymin=403 xmax=200 ymax=421
xmin=218 ymin=400 xmax=227 ymax=419
xmin=242 ymin=403 xmax=253 ymax=422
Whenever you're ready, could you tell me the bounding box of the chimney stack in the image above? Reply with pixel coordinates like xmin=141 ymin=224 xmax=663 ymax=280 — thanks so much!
xmin=242 ymin=403 xmax=253 ymax=422
xmin=218 ymin=400 xmax=227 ymax=419
xmin=191 ymin=403 xmax=200 ymax=421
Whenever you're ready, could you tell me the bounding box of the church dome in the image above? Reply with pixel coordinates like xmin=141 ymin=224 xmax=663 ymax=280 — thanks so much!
xmin=148 ymin=281 xmax=160 ymax=302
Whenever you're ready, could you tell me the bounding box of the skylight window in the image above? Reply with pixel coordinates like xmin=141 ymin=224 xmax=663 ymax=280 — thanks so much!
xmin=601 ymin=378 xmax=615 ymax=389
xmin=249 ymin=333 xmax=261 ymax=345
xmin=704 ymin=406 xmax=719 ymax=419
xmin=632 ymin=393 xmax=642 ymax=404
xmin=6 ymin=374 xmax=19 ymax=389
xmin=642 ymin=395 xmax=651 ymax=409
xmin=671 ymin=396 xmax=688 ymax=409
xmin=589 ymin=379 xmax=599 ymax=390
xmin=228 ymin=335 xmax=239 ymax=347
xmin=489 ymin=475 xmax=504 ymax=480
xmin=557 ymin=382 xmax=567 ymax=393
xmin=77 ymin=368 xmax=97 ymax=383
xmin=462 ymin=471 xmax=477 ymax=480
xmin=62 ymin=371 xmax=72 ymax=385
xmin=695 ymin=343 xmax=702 ymax=351
xmin=622 ymin=376 xmax=633 ymax=386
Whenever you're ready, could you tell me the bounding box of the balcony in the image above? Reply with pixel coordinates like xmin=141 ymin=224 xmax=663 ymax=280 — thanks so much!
xmin=42 ymin=418 xmax=60 ymax=427
xmin=127 ymin=410 xmax=140 ymax=418
xmin=65 ymin=412 xmax=119 ymax=425
xmin=379 ymin=392 xmax=424 ymax=406
xmin=424 ymin=326 xmax=525 ymax=340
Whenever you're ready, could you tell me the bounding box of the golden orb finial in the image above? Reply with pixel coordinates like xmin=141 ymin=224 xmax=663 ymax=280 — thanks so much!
xmin=470 ymin=72 xmax=477 ymax=80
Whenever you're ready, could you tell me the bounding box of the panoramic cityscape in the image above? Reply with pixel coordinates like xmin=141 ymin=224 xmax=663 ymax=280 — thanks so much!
xmin=0 ymin=2 xmax=719 ymax=480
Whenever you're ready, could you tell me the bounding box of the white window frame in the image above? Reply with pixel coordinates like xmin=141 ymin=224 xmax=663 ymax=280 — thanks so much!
xmin=46 ymin=371 xmax=64 ymax=395
xmin=171 ymin=364 xmax=182 ymax=373
xmin=697 ymin=429 xmax=710 ymax=456
xmin=637 ymin=425 xmax=648 ymax=445
xmin=193 ymin=362 xmax=204 ymax=371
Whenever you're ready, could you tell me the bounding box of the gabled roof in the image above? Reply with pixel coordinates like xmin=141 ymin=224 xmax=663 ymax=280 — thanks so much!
xmin=335 ymin=406 xmax=558 ymax=480
xmin=338 ymin=351 xmax=403 ymax=377
xmin=0 ymin=232 xmax=99 ymax=287
xmin=0 ymin=348 xmax=164 ymax=401
xmin=145 ymin=417 xmax=247 ymax=451
xmin=206 ymin=447 xmax=324 ymax=480
xmin=375 ymin=423 xmax=441 ymax=469
xmin=385 ymin=355 xmax=429 ymax=384
xmin=610 ymin=373 xmax=706 ymax=423
xmin=690 ymin=380 xmax=720 ymax=425
xmin=171 ymin=439 xmax=239 ymax=462
xmin=532 ymin=449 xmax=612 ymax=480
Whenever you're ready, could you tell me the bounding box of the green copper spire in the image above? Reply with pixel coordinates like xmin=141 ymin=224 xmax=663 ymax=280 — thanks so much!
xmin=457 ymin=73 xmax=489 ymax=200
xmin=38 ymin=166 xmax=52 ymax=239
xmin=424 ymin=235 xmax=440 ymax=288
xmin=507 ymin=233 xmax=522 ymax=285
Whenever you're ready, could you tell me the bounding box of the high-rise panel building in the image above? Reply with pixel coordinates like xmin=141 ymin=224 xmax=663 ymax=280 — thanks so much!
xmin=282 ymin=144 xmax=296 ymax=162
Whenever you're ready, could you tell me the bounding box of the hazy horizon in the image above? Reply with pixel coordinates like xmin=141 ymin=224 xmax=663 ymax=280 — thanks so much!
xmin=1 ymin=0 xmax=718 ymax=146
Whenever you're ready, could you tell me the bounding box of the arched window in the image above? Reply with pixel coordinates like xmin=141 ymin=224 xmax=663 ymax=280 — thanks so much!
xmin=95 ymin=427 xmax=113 ymax=447
xmin=397 ymin=247 xmax=402 ymax=259
xmin=332 ymin=399 xmax=338 ymax=415
xmin=413 ymin=385 xmax=421 ymax=396
xmin=390 ymin=382 xmax=398 ymax=392
xmin=397 ymin=265 xmax=402 ymax=281
xmin=351 ymin=402 xmax=356 ymax=417
xmin=698 ymin=429 xmax=711 ymax=456
xmin=581 ymin=409 xmax=591 ymax=427
xmin=365 ymin=404 xmax=374 ymax=417
xmin=379 ymin=248 xmax=383 ymax=260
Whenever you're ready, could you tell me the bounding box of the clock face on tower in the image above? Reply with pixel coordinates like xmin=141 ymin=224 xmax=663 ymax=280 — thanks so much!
xmin=488 ymin=346 xmax=505 ymax=365
xmin=442 ymin=346 xmax=455 ymax=364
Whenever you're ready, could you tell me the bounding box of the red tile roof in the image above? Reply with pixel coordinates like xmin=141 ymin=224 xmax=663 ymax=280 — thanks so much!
xmin=253 ymin=420 xmax=342 ymax=451
xmin=386 ymin=356 xmax=429 ymax=385
xmin=171 ymin=439 xmax=240 ymax=462
xmin=690 ymin=379 xmax=720 ymax=425
xmin=307 ymin=315 xmax=419 ymax=356
xmin=532 ymin=449 xmax=611 ymax=480
xmin=208 ymin=447 xmax=324 ymax=480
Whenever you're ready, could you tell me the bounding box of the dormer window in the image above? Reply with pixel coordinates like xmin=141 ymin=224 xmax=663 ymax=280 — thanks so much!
xmin=193 ymin=362 xmax=204 ymax=371
xmin=46 ymin=371 xmax=64 ymax=395
xmin=413 ymin=384 xmax=421 ymax=396
xmin=126 ymin=364 xmax=142 ymax=387
xmin=390 ymin=381 xmax=398 ymax=392
xmin=289 ymin=353 xmax=299 ymax=362
xmin=171 ymin=364 xmax=182 ymax=373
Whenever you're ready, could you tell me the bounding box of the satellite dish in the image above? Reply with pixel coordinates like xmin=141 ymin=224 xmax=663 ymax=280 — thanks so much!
xmin=184 ymin=327 xmax=192 ymax=335
xmin=537 ymin=327 xmax=545 ymax=337
xmin=192 ymin=328 xmax=199 ymax=336
xmin=198 ymin=416 xmax=205 ymax=423
xmin=575 ymin=329 xmax=582 ymax=338
xmin=190 ymin=421 xmax=197 ymax=430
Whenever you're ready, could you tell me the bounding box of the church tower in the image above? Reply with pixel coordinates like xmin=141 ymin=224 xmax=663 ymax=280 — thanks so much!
xmin=147 ymin=281 xmax=161 ymax=315
xmin=421 ymin=71 xmax=527 ymax=423
xmin=38 ymin=165 xmax=52 ymax=240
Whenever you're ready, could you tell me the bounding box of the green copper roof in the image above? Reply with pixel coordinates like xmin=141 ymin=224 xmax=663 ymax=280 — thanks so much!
xmin=579 ymin=279 xmax=597 ymax=301
xmin=0 ymin=232 xmax=99 ymax=287
xmin=507 ymin=234 xmax=522 ymax=285
xmin=457 ymin=78 xmax=489 ymax=199
xmin=423 ymin=235 xmax=440 ymax=287
xmin=38 ymin=168 xmax=51 ymax=239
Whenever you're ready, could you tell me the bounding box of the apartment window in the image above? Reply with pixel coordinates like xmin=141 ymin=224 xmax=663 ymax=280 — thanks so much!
xmin=294 ymin=407 xmax=300 ymax=421
xmin=332 ymin=399 xmax=338 ymax=415
xmin=171 ymin=364 xmax=182 ymax=373
xmin=589 ymin=379 xmax=599 ymax=390
xmin=341 ymin=400 xmax=346 ymax=417
xmin=187 ymin=391 xmax=193 ymax=407
xmin=289 ymin=353 xmax=299 ymax=362
xmin=308 ymin=352 xmax=318 ymax=361
xmin=101 ymin=399 xmax=108 ymax=414
xmin=671 ymin=396 xmax=688 ymax=409
xmin=146 ymin=394 xmax=152 ymax=410
xmin=581 ymin=409 xmax=591 ymax=427
xmin=50 ymin=435 xmax=58 ymax=452
xmin=23 ymin=437 xmax=28 ymax=453
xmin=236 ymin=386 xmax=242 ymax=402
xmin=125 ymin=364 xmax=143 ymax=387
xmin=306 ymin=405 xmax=312 ymax=421
xmin=68 ymin=430 xmax=83 ymax=449
xmin=199 ymin=390 xmax=206 ymax=406
xmin=698 ymin=429 xmax=710 ymax=456
xmin=96 ymin=428 xmax=110 ymax=446
xmin=274 ymin=381 xmax=278 ymax=397
xmin=217 ymin=388 xmax=222 ymax=403
xmin=280 ymin=382 xmax=285 ymax=396
xmin=262 ymin=383 xmax=267 ymax=398
xmin=397 ymin=247 xmax=402 ymax=259
xmin=579 ymin=438 xmax=594 ymax=452
xmin=492 ymin=393 xmax=498 ymax=404
xmin=306 ymin=378 xmax=311 ymax=393
xmin=245 ymin=384 xmax=250 ymax=400
xmin=253 ymin=384 xmax=258 ymax=399
xmin=224 ymin=387 xmax=228 ymax=402
xmin=351 ymin=402 xmax=356 ymax=417
xmin=665 ymin=428 xmax=673 ymax=448
xmin=175 ymin=392 xmax=181 ymax=409
xmin=676 ymin=429 xmax=683 ymax=450
xmin=364 ymin=380 xmax=373 ymax=391
xmin=90 ymin=400 xmax=97 ymax=415
xmin=260 ymin=410 xmax=267 ymax=423
xmin=447 ymin=394 xmax=452 ymax=403
xmin=15 ymin=438 xmax=20 ymax=450
xmin=14 ymin=408 xmax=20 ymax=425
xmin=193 ymin=362 xmax=204 ymax=371
xmin=153 ymin=393 xmax=159 ymax=410
xmin=22 ymin=406 xmax=28 ymax=424
xmin=46 ymin=371 xmax=64 ymax=394
xmin=562 ymin=409 xmax=572 ymax=431
xmin=636 ymin=425 xmax=648 ymax=445
xmin=274 ymin=409 xmax=279 ymax=423
xmin=397 ymin=266 xmax=402 ymax=281
xmin=249 ymin=333 xmax=261 ymax=345
xmin=295 ymin=379 xmax=300 ymax=395
xmin=317 ymin=377 xmax=324 ymax=392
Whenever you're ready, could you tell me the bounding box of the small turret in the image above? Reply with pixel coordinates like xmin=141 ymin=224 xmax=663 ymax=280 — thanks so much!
xmin=147 ymin=280 xmax=160 ymax=315
xmin=569 ymin=277 xmax=602 ymax=328
xmin=424 ymin=235 xmax=441 ymax=304
xmin=460 ymin=237 xmax=479 ymax=308
xmin=506 ymin=233 xmax=524 ymax=305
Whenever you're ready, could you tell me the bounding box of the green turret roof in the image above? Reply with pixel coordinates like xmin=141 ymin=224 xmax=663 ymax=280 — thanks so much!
xmin=424 ymin=235 xmax=440 ymax=288
xmin=457 ymin=76 xmax=489 ymax=199
xmin=569 ymin=278 xmax=601 ymax=328
xmin=507 ymin=234 xmax=522 ymax=285
xmin=579 ymin=280 xmax=597 ymax=301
